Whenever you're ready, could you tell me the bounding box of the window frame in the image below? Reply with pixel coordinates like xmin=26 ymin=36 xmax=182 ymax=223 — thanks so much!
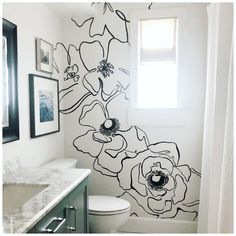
xmin=129 ymin=7 xmax=187 ymax=126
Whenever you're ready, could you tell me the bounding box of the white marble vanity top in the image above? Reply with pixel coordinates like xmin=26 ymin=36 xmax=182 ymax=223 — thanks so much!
xmin=2 ymin=167 xmax=91 ymax=233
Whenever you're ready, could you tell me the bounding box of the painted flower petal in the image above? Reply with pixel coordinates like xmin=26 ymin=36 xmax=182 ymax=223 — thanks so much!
xmin=131 ymin=164 xmax=148 ymax=197
xmin=93 ymin=159 xmax=117 ymax=177
xmin=164 ymin=175 xmax=175 ymax=191
xmin=176 ymin=165 xmax=192 ymax=182
xmin=88 ymin=9 xmax=129 ymax=43
xmin=117 ymin=148 xmax=152 ymax=190
xmin=79 ymin=101 xmax=107 ymax=129
xmin=106 ymin=93 xmax=128 ymax=126
xmin=54 ymin=43 xmax=81 ymax=74
xmin=117 ymin=126 xmax=149 ymax=154
xmin=172 ymin=175 xmax=187 ymax=205
xmin=148 ymin=142 xmax=180 ymax=165
xmin=79 ymin=41 xmax=105 ymax=71
xmin=104 ymin=134 xmax=127 ymax=156
xmin=148 ymin=188 xmax=167 ymax=198
xmin=83 ymin=70 xmax=100 ymax=95
xmin=107 ymin=39 xmax=130 ymax=66
xmin=181 ymin=168 xmax=201 ymax=210
xmin=73 ymin=130 xmax=103 ymax=157
xmin=148 ymin=198 xmax=172 ymax=214
xmin=96 ymin=135 xmax=127 ymax=173
xmin=73 ymin=75 xmax=80 ymax=82
xmin=142 ymin=156 xmax=174 ymax=177
xmin=93 ymin=131 xmax=112 ymax=143
xmin=101 ymin=67 xmax=129 ymax=96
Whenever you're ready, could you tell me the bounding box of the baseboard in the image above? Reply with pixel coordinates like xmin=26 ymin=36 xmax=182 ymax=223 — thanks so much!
xmin=118 ymin=217 xmax=198 ymax=233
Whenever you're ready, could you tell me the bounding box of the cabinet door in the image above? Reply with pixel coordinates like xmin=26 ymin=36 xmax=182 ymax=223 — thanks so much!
xmin=67 ymin=178 xmax=89 ymax=233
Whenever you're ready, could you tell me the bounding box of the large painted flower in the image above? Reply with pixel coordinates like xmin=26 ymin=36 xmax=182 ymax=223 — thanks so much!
xmin=73 ymin=94 xmax=149 ymax=177
xmin=79 ymin=38 xmax=130 ymax=98
xmin=117 ymin=142 xmax=201 ymax=219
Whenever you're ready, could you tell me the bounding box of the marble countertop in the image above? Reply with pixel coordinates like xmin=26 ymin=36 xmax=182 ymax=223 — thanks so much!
xmin=2 ymin=167 xmax=91 ymax=233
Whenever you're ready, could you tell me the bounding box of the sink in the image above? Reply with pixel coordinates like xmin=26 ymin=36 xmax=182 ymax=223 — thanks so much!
xmin=3 ymin=183 xmax=48 ymax=215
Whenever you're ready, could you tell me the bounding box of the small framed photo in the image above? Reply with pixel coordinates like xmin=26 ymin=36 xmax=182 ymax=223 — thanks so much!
xmin=29 ymin=74 xmax=60 ymax=138
xmin=36 ymin=38 xmax=53 ymax=73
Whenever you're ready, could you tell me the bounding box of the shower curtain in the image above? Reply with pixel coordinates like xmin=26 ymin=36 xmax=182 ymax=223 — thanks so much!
xmin=197 ymin=3 xmax=233 ymax=233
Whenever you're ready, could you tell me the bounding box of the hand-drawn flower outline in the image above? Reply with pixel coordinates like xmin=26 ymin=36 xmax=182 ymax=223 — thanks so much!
xmin=79 ymin=39 xmax=129 ymax=98
xmin=117 ymin=142 xmax=201 ymax=219
xmin=64 ymin=64 xmax=80 ymax=82
xmin=73 ymin=91 xmax=149 ymax=176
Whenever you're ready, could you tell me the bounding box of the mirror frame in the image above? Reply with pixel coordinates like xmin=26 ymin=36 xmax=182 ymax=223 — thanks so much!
xmin=2 ymin=18 xmax=20 ymax=143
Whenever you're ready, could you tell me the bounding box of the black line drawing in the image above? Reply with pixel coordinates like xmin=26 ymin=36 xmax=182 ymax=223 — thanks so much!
xmin=64 ymin=64 xmax=80 ymax=82
xmin=97 ymin=59 xmax=114 ymax=78
xmin=79 ymin=40 xmax=105 ymax=72
xmin=54 ymin=42 xmax=80 ymax=71
xmin=91 ymin=2 xmax=114 ymax=15
xmin=79 ymin=38 xmax=130 ymax=99
xmin=116 ymin=142 xmax=201 ymax=219
xmin=52 ymin=2 xmax=201 ymax=221
xmin=148 ymin=3 xmax=153 ymax=10
xmin=71 ymin=5 xmax=130 ymax=43
xmin=73 ymin=89 xmax=147 ymax=175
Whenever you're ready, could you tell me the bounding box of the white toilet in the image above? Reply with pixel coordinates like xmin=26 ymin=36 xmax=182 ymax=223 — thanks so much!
xmin=89 ymin=195 xmax=130 ymax=233
xmin=42 ymin=158 xmax=130 ymax=233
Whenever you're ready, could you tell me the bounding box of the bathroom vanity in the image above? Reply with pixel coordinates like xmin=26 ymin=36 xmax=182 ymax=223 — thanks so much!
xmin=3 ymin=167 xmax=91 ymax=233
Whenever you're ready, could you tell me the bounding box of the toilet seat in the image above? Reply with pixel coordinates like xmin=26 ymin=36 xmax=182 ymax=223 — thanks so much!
xmin=89 ymin=196 xmax=130 ymax=216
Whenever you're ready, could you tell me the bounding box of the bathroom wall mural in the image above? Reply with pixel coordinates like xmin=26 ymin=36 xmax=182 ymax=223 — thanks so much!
xmin=53 ymin=2 xmax=201 ymax=221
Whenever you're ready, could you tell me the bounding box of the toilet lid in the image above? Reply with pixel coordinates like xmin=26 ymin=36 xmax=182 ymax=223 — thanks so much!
xmin=89 ymin=196 xmax=130 ymax=214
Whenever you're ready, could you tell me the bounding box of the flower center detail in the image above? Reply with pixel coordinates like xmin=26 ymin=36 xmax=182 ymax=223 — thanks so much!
xmin=97 ymin=59 xmax=114 ymax=78
xmin=99 ymin=118 xmax=120 ymax=136
xmin=147 ymin=171 xmax=169 ymax=190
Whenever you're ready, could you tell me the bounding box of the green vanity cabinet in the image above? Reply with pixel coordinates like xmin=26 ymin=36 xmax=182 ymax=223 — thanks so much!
xmin=66 ymin=178 xmax=89 ymax=233
xmin=28 ymin=177 xmax=89 ymax=233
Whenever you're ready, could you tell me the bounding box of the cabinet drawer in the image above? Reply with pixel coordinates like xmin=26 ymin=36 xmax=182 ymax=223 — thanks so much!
xmin=27 ymin=177 xmax=89 ymax=233
xmin=34 ymin=197 xmax=68 ymax=233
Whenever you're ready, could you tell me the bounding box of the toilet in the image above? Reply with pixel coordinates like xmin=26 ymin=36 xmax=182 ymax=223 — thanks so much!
xmin=42 ymin=158 xmax=130 ymax=233
xmin=89 ymin=195 xmax=130 ymax=233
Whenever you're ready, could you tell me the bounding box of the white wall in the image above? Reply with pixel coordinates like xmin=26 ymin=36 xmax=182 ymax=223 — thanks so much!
xmin=55 ymin=2 xmax=208 ymax=230
xmin=2 ymin=3 xmax=64 ymax=167
xmin=1 ymin=2 xmax=208 ymax=233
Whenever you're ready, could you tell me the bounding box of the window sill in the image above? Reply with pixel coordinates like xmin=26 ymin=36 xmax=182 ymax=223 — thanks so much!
xmin=128 ymin=108 xmax=187 ymax=127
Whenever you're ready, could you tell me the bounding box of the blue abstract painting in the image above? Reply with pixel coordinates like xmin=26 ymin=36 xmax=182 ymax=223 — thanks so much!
xmin=39 ymin=90 xmax=54 ymax=122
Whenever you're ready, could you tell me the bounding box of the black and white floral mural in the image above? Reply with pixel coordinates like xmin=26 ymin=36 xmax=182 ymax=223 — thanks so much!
xmin=53 ymin=2 xmax=201 ymax=221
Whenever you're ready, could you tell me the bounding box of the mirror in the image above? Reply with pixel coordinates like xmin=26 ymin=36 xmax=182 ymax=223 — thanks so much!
xmin=2 ymin=18 xmax=19 ymax=143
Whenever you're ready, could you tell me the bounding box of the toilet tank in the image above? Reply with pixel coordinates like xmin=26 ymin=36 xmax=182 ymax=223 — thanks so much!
xmin=42 ymin=158 xmax=77 ymax=169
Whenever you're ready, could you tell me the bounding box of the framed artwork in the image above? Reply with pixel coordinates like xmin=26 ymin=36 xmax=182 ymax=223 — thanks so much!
xmin=29 ymin=74 xmax=60 ymax=138
xmin=36 ymin=38 xmax=53 ymax=73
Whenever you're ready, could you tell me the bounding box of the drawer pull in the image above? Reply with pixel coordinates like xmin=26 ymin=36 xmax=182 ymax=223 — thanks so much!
xmin=66 ymin=206 xmax=77 ymax=232
xmin=67 ymin=226 xmax=76 ymax=231
xmin=41 ymin=217 xmax=66 ymax=233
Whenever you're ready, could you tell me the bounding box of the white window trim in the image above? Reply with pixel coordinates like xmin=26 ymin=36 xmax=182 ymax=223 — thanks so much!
xmin=129 ymin=7 xmax=187 ymax=127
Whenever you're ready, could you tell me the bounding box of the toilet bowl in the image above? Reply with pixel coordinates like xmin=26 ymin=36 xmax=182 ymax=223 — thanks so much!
xmin=42 ymin=159 xmax=130 ymax=233
xmin=89 ymin=195 xmax=130 ymax=233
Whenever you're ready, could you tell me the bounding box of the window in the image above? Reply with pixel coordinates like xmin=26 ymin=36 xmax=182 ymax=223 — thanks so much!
xmin=138 ymin=18 xmax=178 ymax=108
xmin=129 ymin=8 xmax=186 ymax=126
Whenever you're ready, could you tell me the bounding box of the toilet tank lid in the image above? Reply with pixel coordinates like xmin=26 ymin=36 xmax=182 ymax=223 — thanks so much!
xmin=89 ymin=196 xmax=130 ymax=212
xmin=43 ymin=158 xmax=77 ymax=168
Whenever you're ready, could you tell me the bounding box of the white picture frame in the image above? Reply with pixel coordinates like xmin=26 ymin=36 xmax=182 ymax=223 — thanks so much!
xmin=36 ymin=38 xmax=53 ymax=74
